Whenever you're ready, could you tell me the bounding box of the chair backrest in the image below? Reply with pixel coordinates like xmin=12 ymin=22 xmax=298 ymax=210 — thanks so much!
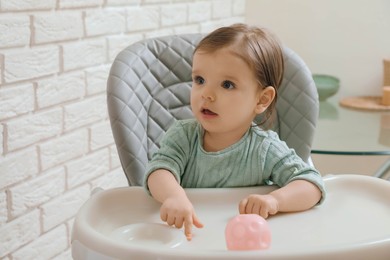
xmin=107 ymin=34 xmax=319 ymax=186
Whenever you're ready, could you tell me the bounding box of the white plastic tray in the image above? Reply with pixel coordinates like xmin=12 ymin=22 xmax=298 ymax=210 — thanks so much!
xmin=72 ymin=175 xmax=390 ymax=260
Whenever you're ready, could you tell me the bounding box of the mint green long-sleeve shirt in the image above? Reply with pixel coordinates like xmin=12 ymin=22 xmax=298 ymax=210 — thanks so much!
xmin=144 ymin=119 xmax=325 ymax=202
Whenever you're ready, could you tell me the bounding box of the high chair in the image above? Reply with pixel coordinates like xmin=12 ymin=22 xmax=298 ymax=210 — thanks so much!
xmin=71 ymin=34 xmax=390 ymax=260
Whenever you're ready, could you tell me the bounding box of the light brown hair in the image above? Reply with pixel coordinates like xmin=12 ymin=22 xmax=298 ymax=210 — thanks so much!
xmin=194 ymin=23 xmax=284 ymax=128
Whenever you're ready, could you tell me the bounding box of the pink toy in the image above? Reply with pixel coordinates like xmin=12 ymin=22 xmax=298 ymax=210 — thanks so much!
xmin=225 ymin=214 xmax=271 ymax=250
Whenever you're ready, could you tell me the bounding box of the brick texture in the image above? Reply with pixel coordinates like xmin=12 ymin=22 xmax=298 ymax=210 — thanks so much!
xmin=64 ymin=95 xmax=107 ymax=131
xmin=85 ymin=65 xmax=111 ymax=95
xmin=161 ymin=4 xmax=187 ymax=26
xmin=66 ymin=149 xmax=110 ymax=188
xmin=107 ymin=34 xmax=142 ymax=61
xmin=7 ymin=108 xmax=62 ymax=151
xmin=0 ymin=191 xmax=7 ymax=225
xmin=0 ymin=210 xmax=40 ymax=257
xmin=0 ymin=84 xmax=34 ymax=121
xmin=188 ymin=2 xmax=211 ymax=23
xmin=10 ymin=167 xmax=65 ymax=217
xmin=59 ymin=0 xmax=104 ymax=9
xmin=41 ymin=185 xmax=90 ymax=232
xmin=39 ymin=130 xmax=88 ymax=170
xmin=4 ymin=46 xmax=59 ymax=83
xmin=0 ymin=0 xmax=56 ymax=11
xmin=90 ymin=121 xmax=114 ymax=150
xmin=62 ymin=39 xmax=106 ymax=71
xmin=33 ymin=11 xmax=83 ymax=44
xmin=36 ymin=71 xmax=85 ymax=108
xmin=85 ymin=9 xmax=126 ymax=36
xmin=12 ymin=225 xmax=68 ymax=260
xmin=0 ymin=148 xmax=38 ymax=190
xmin=126 ymin=6 xmax=159 ymax=32
xmin=0 ymin=15 xmax=30 ymax=48
xmin=0 ymin=0 xmax=246 ymax=258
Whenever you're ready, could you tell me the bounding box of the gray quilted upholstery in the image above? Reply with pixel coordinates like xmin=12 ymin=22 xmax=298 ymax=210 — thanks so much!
xmin=107 ymin=34 xmax=319 ymax=186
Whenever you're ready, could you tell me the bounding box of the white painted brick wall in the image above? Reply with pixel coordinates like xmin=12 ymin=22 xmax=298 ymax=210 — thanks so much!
xmin=39 ymin=129 xmax=88 ymax=170
xmin=7 ymin=108 xmax=63 ymax=151
xmin=66 ymin=149 xmax=110 ymax=188
xmin=106 ymin=34 xmax=143 ymax=61
xmin=0 ymin=123 xmax=2 ymax=163
xmin=36 ymin=71 xmax=85 ymax=108
xmin=64 ymin=95 xmax=107 ymax=131
xmin=0 ymin=55 xmax=3 ymax=85
xmin=12 ymin=224 xmax=68 ymax=260
xmin=107 ymin=0 xmax=140 ymax=6
xmin=0 ymin=210 xmax=40 ymax=257
xmin=110 ymin=144 xmax=121 ymax=169
xmin=10 ymin=167 xmax=65 ymax=217
xmin=161 ymin=4 xmax=187 ymax=26
xmin=55 ymin=249 xmax=72 ymax=260
xmin=85 ymin=9 xmax=126 ymax=36
xmin=62 ymin=39 xmax=106 ymax=71
xmin=0 ymin=191 xmax=7 ymax=224
xmin=33 ymin=11 xmax=83 ymax=44
xmin=0 ymin=0 xmax=56 ymax=11
xmin=127 ymin=6 xmax=159 ymax=32
xmin=188 ymin=1 xmax=211 ymax=23
xmin=0 ymin=84 xmax=34 ymax=120
xmin=0 ymin=0 xmax=246 ymax=258
xmin=212 ymin=0 xmax=234 ymax=19
xmin=85 ymin=65 xmax=111 ymax=95
xmin=145 ymin=27 xmax=174 ymax=39
xmin=0 ymin=148 xmax=38 ymax=190
xmin=66 ymin=218 xmax=74 ymax=242
xmin=174 ymin=24 xmax=200 ymax=35
xmin=59 ymin=0 xmax=104 ymax=9
xmin=41 ymin=185 xmax=90 ymax=232
xmin=0 ymin=15 xmax=30 ymax=48
xmin=4 ymin=46 xmax=59 ymax=83
xmin=90 ymin=121 xmax=114 ymax=150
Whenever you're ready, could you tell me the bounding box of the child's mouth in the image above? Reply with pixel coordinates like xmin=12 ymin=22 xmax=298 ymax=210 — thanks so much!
xmin=201 ymin=108 xmax=218 ymax=116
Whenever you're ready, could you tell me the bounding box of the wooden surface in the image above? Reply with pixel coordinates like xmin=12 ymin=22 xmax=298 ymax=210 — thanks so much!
xmin=339 ymin=96 xmax=390 ymax=111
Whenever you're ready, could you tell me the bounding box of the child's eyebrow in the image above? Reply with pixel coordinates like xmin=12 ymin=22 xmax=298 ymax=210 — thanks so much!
xmin=191 ymin=69 xmax=201 ymax=75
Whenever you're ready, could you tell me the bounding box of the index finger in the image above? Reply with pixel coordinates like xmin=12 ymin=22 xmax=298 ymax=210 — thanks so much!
xmin=184 ymin=214 xmax=193 ymax=241
xmin=238 ymin=198 xmax=248 ymax=214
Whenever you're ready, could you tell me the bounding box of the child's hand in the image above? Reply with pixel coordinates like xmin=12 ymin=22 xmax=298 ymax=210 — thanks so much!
xmin=160 ymin=196 xmax=204 ymax=241
xmin=238 ymin=194 xmax=279 ymax=219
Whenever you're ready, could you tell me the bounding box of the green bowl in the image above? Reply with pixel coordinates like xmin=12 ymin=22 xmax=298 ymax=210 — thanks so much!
xmin=313 ymin=74 xmax=340 ymax=101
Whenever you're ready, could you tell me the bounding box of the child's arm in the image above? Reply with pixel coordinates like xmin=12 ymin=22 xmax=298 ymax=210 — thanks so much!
xmin=239 ymin=180 xmax=322 ymax=218
xmin=147 ymin=169 xmax=204 ymax=240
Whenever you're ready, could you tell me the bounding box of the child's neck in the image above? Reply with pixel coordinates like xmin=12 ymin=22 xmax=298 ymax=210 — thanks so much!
xmin=203 ymin=130 xmax=247 ymax=152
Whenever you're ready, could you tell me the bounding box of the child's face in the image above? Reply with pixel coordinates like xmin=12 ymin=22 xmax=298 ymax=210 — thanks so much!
xmin=191 ymin=47 xmax=270 ymax=137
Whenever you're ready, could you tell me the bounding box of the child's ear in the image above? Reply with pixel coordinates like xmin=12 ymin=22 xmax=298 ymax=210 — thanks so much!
xmin=255 ymin=86 xmax=276 ymax=114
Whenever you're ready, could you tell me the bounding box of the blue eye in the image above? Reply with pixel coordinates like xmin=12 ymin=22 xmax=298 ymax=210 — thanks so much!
xmin=193 ymin=76 xmax=205 ymax=85
xmin=222 ymin=80 xmax=235 ymax=89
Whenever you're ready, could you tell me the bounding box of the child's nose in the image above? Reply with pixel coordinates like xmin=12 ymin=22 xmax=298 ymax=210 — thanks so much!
xmin=201 ymin=85 xmax=216 ymax=101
